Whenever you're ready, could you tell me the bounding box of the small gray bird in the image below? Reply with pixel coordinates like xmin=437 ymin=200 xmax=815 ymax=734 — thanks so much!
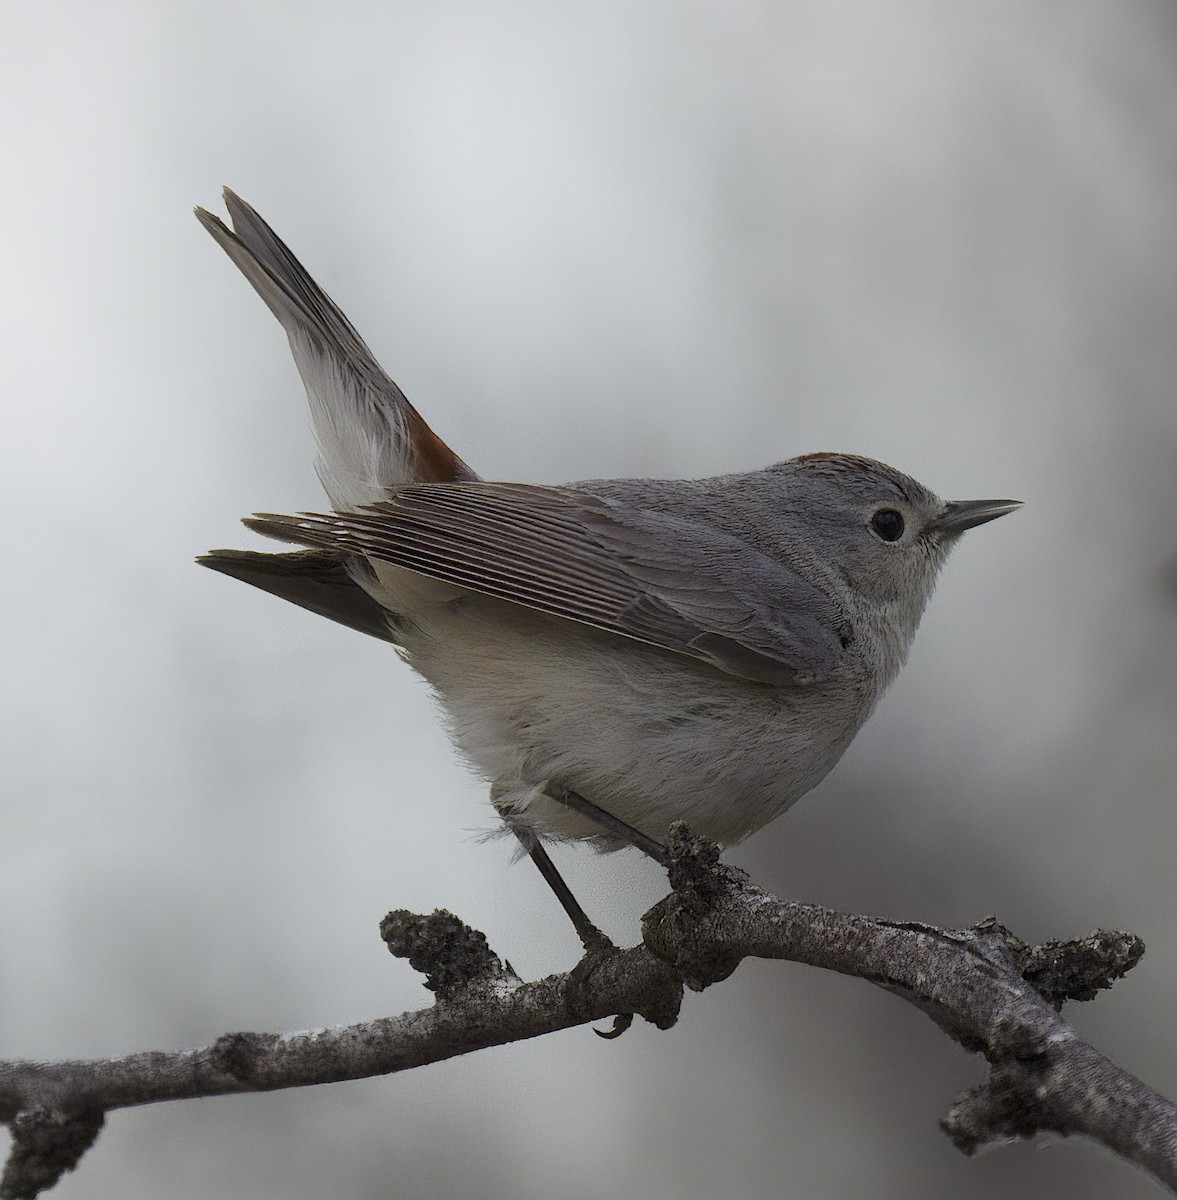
xmin=197 ymin=191 xmax=1018 ymax=939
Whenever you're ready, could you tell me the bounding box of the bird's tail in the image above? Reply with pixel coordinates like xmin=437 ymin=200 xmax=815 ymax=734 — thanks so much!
xmin=195 ymin=189 xmax=476 ymax=509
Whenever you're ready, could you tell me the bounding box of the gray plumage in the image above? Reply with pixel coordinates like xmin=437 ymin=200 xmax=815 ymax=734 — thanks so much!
xmin=198 ymin=547 xmax=395 ymax=644
xmin=197 ymin=191 xmax=1019 ymax=849
xmin=244 ymin=478 xmax=848 ymax=686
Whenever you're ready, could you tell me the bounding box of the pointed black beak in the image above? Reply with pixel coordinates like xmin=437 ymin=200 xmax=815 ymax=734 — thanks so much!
xmin=930 ymin=498 xmax=1022 ymax=535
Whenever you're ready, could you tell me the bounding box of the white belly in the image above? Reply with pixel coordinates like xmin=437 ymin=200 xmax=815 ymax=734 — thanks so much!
xmin=397 ymin=593 xmax=877 ymax=849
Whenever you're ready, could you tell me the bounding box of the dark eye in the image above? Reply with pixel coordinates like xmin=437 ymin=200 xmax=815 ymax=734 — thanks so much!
xmin=870 ymin=509 xmax=905 ymax=542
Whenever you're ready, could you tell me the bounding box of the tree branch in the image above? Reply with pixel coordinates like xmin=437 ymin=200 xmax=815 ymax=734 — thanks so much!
xmin=1 ymin=824 xmax=1171 ymax=1198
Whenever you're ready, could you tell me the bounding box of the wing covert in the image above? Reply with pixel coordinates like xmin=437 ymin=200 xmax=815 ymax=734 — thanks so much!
xmin=245 ymin=481 xmax=846 ymax=685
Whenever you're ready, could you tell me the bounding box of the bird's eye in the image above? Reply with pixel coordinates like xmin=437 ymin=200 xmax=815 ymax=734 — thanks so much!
xmin=870 ymin=509 xmax=905 ymax=542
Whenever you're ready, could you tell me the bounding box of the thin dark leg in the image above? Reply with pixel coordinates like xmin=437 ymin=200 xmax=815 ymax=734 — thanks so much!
xmin=514 ymin=829 xmax=614 ymax=954
xmin=548 ymin=787 xmax=669 ymax=866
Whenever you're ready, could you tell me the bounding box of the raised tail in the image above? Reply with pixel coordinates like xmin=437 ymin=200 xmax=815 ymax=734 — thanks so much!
xmin=197 ymin=190 xmax=475 ymax=637
xmin=195 ymin=189 xmax=476 ymax=509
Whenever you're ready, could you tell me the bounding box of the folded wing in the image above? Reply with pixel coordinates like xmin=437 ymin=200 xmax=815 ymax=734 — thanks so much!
xmin=245 ymin=482 xmax=847 ymax=685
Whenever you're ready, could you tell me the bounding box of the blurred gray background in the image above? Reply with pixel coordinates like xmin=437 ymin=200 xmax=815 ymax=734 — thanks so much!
xmin=2 ymin=2 xmax=1175 ymax=1197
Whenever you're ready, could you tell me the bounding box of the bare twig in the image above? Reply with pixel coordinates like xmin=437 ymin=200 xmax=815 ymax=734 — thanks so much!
xmin=0 ymin=824 xmax=1171 ymax=1198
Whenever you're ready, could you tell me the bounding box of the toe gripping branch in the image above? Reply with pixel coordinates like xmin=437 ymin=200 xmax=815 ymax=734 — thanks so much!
xmin=379 ymin=821 xmax=743 ymax=1045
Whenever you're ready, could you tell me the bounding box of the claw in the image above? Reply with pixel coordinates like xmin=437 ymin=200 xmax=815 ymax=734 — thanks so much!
xmin=594 ymin=1013 xmax=634 ymax=1039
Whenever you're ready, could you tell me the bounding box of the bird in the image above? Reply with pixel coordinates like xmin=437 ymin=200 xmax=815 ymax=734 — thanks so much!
xmin=195 ymin=189 xmax=1020 ymax=946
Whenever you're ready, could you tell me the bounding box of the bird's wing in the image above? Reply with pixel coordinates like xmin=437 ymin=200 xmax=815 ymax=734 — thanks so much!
xmin=244 ymin=482 xmax=847 ymax=685
xmin=198 ymin=547 xmax=396 ymax=643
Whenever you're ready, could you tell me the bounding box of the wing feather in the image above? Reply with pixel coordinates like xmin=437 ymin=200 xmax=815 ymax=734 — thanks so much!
xmin=245 ymin=482 xmax=845 ymax=685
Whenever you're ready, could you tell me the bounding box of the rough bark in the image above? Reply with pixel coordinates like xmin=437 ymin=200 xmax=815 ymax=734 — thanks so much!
xmin=0 ymin=826 xmax=1171 ymax=1198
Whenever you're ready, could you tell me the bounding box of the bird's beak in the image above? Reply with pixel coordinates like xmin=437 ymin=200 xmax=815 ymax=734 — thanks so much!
xmin=930 ymin=498 xmax=1022 ymax=535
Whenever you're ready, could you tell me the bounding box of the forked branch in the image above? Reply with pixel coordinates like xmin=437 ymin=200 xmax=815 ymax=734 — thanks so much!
xmin=0 ymin=826 xmax=1171 ymax=1198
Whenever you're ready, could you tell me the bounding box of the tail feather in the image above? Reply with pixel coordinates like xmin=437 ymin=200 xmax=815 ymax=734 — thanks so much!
xmin=198 ymin=189 xmax=474 ymax=634
xmin=198 ymin=547 xmax=397 ymax=643
xmin=196 ymin=189 xmax=476 ymax=509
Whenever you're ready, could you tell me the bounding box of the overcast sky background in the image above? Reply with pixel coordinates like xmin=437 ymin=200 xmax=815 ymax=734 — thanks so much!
xmin=2 ymin=3 xmax=1176 ymax=1198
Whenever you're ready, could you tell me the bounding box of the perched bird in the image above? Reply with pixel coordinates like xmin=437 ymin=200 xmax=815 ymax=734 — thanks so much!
xmin=197 ymin=190 xmax=1019 ymax=943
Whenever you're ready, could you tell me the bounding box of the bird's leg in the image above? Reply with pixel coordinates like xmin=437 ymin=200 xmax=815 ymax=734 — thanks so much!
xmin=547 ymin=787 xmax=670 ymax=867
xmin=512 ymin=829 xmax=615 ymax=955
xmin=514 ymin=829 xmax=635 ymax=1037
